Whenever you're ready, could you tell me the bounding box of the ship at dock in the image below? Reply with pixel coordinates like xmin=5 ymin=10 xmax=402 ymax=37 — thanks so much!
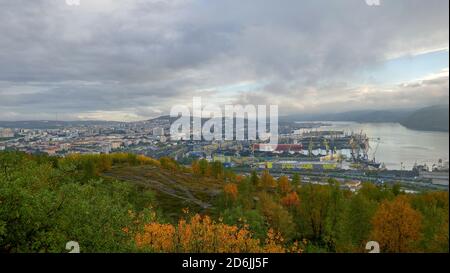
xmin=414 ymin=159 xmax=449 ymax=186
xmin=348 ymin=131 xmax=383 ymax=170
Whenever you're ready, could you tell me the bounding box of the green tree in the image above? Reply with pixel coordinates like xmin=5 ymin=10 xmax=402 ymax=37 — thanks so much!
xmin=198 ymin=159 xmax=209 ymax=176
xmin=411 ymin=192 xmax=449 ymax=252
xmin=344 ymin=193 xmax=377 ymax=251
xmin=250 ymin=170 xmax=259 ymax=187
xmin=221 ymin=206 xmax=267 ymax=240
xmin=291 ymin=173 xmax=300 ymax=189
xmin=0 ymin=152 xmax=153 ymax=253
xmin=296 ymin=184 xmax=330 ymax=242
xmin=323 ymin=179 xmax=346 ymax=251
xmin=392 ymin=183 xmax=402 ymax=196
xmin=210 ymin=161 xmax=224 ymax=179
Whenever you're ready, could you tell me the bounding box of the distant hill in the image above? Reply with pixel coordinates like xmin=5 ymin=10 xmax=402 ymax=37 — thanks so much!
xmin=0 ymin=120 xmax=122 ymax=129
xmin=281 ymin=105 xmax=449 ymax=132
xmin=281 ymin=109 xmax=413 ymax=123
xmin=400 ymin=105 xmax=449 ymax=132
xmin=3 ymin=105 xmax=448 ymax=132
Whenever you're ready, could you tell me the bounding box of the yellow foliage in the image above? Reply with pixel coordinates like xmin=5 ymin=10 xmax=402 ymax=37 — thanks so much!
xmin=136 ymin=155 xmax=160 ymax=166
xmin=371 ymin=196 xmax=422 ymax=253
xmin=260 ymin=170 xmax=276 ymax=189
xmin=278 ymin=176 xmax=291 ymax=194
xmin=223 ymin=183 xmax=238 ymax=201
xmin=135 ymin=214 xmax=297 ymax=253
xmin=136 ymin=222 xmax=176 ymax=252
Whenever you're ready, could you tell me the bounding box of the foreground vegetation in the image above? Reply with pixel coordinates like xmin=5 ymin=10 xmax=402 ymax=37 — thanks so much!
xmin=0 ymin=151 xmax=448 ymax=253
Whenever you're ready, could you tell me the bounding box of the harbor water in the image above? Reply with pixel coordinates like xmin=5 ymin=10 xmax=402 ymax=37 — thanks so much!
xmin=299 ymin=121 xmax=449 ymax=170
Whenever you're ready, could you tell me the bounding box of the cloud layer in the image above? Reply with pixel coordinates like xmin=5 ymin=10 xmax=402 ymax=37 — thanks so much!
xmin=0 ymin=0 xmax=448 ymax=121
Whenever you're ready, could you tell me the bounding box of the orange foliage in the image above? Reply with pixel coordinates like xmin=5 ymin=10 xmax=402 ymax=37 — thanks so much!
xmin=235 ymin=175 xmax=245 ymax=183
xmin=135 ymin=214 xmax=297 ymax=253
xmin=371 ymin=196 xmax=422 ymax=253
xmin=224 ymin=183 xmax=238 ymax=201
xmin=281 ymin=191 xmax=300 ymax=208
xmin=258 ymin=192 xmax=296 ymax=240
xmin=191 ymin=160 xmax=201 ymax=176
xmin=136 ymin=222 xmax=176 ymax=252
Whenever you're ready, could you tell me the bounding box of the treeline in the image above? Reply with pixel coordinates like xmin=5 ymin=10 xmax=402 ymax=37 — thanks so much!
xmin=0 ymin=151 xmax=448 ymax=253
xmin=214 ymin=171 xmax=449 ymax=253
xmin=191 ymin=159 xmax=236 ymax=180
xmin=0 ymin=151 xmax=157 ymax=252
xmin=0 ymin=152 xmax=294 ymax=253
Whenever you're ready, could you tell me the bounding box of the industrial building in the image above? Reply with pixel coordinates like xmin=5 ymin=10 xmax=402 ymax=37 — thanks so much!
xmin=257 ymin=160 xmax=340 ymax=171
xmin=253 ymin=144 xmax=303 ymax=153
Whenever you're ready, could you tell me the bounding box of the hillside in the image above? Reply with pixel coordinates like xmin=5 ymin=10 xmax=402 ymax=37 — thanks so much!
xmin=281 ymin=105 xmax=449 ymax=132
xmin=281 ymin=109 xmax=412 ymax=123
xmin=1 ymin=151 xmax=449 ymax=253
xmin=401 ymin=105 xmax=449 ymax=132
xmin=0 ymin=120 xmax=122 ymax=129
xmin=103 ymin=165 xmax=224 ymax=219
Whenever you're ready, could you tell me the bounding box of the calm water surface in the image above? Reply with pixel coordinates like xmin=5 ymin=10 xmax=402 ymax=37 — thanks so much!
xmin=302 ymin=122 xmax=449 ymax=170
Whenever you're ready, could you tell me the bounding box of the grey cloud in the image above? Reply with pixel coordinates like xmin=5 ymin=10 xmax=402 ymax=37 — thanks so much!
xmin=0 ymin=0 xmax=448 ymax=120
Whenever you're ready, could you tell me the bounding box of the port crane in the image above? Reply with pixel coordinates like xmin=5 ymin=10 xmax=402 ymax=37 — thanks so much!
xmin=308 ymin=137 xmax=314 ymax=158
xmin=349 ymin=131 xmax=381 ymax=169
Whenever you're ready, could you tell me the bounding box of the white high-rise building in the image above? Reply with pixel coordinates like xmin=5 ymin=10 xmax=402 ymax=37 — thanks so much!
xmin=153 ymin=127 xmax=165 ymax=136
xmin=0 ymin=128 xmax=14 ymax=138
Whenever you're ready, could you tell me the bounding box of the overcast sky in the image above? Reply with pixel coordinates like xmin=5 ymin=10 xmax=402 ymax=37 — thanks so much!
xmin=0 ymin=0 xmax=448 ymax=121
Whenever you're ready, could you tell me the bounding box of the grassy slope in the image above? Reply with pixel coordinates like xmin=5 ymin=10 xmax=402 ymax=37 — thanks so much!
xmin=102 ymin=165 xmax=224 ymax=221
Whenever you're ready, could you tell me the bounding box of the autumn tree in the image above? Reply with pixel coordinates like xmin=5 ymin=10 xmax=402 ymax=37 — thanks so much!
xmin=136 ymin=155 xmax=160 ymax=166
xmin=258 ymin=192 xmax=295 ymax=241
xmin=191 ymin=160 xmax=201 ymax=177
xmin=281 ymin=192 xmax=300 ymax=208
xmin=135 ymin=214 xmax=290 ymax=253
xmin=224 ymin=183 xmax=239 ymax=203
xmin=278 ymin=176 xmax=291 ymax=194
xmin=370 ymin=196 xmax=422 ymax=253
xmin=260 ymin=170 xmax=276 ymax=189
xmin=235 ymin=175 xmax=244 ymax=183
